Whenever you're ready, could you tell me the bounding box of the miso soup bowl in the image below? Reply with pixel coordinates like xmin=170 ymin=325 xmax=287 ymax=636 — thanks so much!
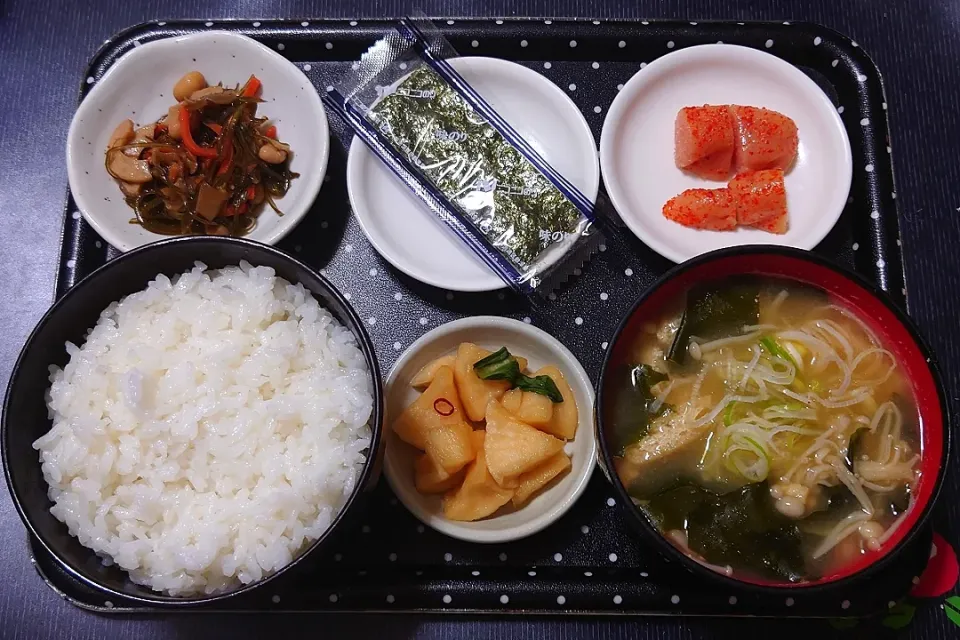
xmin=595 ymin=245 xmax=949 ymax=595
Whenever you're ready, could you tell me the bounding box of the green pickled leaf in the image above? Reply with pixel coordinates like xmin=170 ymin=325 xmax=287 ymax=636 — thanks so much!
xmin=513 ymin=374 xmax=563 ymax=403
xmin=473 ymin=347 xmax=562 ymax=402
xmin=668 ymin=277 xmax=761 ymax=364
xmin=473 ymin=347 xmax=521 ymax=381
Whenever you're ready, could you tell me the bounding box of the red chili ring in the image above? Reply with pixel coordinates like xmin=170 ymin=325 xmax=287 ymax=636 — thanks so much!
xmin=433 ymin=398 xmax=455 ymax=416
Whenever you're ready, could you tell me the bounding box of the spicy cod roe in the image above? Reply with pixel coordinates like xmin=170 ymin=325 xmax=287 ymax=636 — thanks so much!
xmin=729 ymin=168 xmax=788 ymax=233
xmin=663 ymin=170 xmax=788 ymax=234
xmin=674 ymin=104 xmax=798 ymax=179
xmin=674 ymin=105 xmax=736 ymax=179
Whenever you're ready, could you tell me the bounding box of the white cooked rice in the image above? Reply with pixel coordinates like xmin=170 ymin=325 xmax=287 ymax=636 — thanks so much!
xmin=33 ymin=261 xmax=373 ymax=596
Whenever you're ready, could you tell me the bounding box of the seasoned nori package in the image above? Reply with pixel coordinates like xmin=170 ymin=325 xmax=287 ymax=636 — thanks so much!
xmin=323 ymin=17 xmax=599 ymax=294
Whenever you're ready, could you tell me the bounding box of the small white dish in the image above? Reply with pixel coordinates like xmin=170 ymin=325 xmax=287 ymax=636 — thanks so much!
xmin=383 ymin=316 xmax=596 ymax=543
xmin=347 ymin=57 xmax=600 ymax=292
xmin=600 ymin=44 xmax=852 ymax=264
xmin=67 ymin=31 xmax=329 ymax=251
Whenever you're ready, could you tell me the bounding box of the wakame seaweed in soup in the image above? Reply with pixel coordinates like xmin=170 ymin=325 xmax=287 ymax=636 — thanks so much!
xmin=366 ymin=66 xmax=586 ymax=272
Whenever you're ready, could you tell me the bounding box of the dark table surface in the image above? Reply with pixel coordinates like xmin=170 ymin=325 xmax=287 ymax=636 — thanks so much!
xmin=2 ymin=0 xmax=959 ymax=638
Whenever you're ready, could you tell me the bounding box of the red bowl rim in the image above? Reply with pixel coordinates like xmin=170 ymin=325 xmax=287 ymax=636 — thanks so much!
xmin=595 ymin=244 xmax=950 ymax=592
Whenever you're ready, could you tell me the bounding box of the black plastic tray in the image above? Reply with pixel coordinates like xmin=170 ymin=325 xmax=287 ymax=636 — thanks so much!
xmin=39 ymin=18 xmax=919 ymax=616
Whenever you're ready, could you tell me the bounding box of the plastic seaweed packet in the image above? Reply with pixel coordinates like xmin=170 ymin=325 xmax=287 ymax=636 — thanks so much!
xmin=322 ymin=18 xmax=600 ymax=294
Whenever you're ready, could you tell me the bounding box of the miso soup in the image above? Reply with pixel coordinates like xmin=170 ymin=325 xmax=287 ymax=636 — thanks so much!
xmin=606 ymin=276 xmax=921 ymax=583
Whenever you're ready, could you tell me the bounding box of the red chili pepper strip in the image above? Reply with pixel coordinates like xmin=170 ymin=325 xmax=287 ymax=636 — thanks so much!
xmin=179 ymin=106 xmax=217 ymax=158
xmin=222 ymin=202 xmax=248 ymax=217
xmin=204 ymin=122 xmax=223 ymax=134
xmin=240 ymin=75 xmax=262 ymax=98
xmin=245 ymin=186 xmax=257 ymax=201
xmin=264 ymin=125 xmax=277 ymax=139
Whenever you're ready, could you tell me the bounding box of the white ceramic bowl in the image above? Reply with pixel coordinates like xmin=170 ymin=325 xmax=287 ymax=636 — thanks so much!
xmin=347 ymin=57 xmax=600 ymax=292
xmin=600 ymin=44 xmax=852 ymax=263
xmin=383 ymin=316 xmax=596 ymax=543
xmin=67 ymin=31 xmax=329 ymax=251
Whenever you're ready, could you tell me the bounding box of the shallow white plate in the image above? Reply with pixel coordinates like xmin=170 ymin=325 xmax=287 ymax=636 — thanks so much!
xmin=600 ymin=44 xmax=852 ymax=263
xmin=347 ymin=57 xmax=600 ymax=292
xmin=383 ymin=316 xmax=596 ymax=543
xmin=67 ymin=31 xmax=329 ymax=251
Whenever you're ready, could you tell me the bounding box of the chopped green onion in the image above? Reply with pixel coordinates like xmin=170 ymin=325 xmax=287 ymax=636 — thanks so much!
xmin=724 ymin=434 xmax=770 ymax=483
xmin=759 ymin=335 xmax=798 ymax=367
xmin=742 ymin=435 xmax=767 ymax=457
xmin=781 ymin=432 xmax=800 ymax=450
xmin=724 ymin=402 xmax=738 ymax=426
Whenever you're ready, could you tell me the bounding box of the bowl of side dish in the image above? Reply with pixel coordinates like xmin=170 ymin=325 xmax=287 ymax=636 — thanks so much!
xmin=67 ymin=31 xmax=329 ymax=251
xmin=596 ymin=245 xmax=948 ymax=592
xmin=384 ymin=316 xmax=596 ymax=543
